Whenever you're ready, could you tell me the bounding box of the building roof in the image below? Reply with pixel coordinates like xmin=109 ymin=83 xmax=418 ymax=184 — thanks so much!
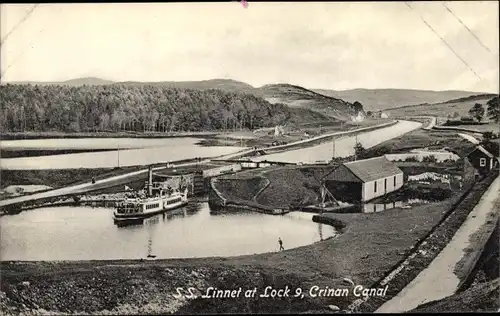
xmin=341 ymin=156 xmax=403 ymax=183
xmin=470 ymin=145 xmax=494 ymax=158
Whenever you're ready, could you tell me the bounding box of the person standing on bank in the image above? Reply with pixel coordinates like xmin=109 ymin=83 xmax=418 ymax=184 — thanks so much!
xmin=278 ymin=237 xmax=284 ymax=251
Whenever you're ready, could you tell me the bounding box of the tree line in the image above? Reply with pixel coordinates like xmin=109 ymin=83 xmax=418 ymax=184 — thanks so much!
xmin=468 ymin=96 xmax=499 ymax=122
xmin=0 ymin=84 xmax=332 ymax=133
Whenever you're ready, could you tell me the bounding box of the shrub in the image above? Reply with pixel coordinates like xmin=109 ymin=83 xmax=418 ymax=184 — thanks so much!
xmin=422 ymin=155 xmax=438 ymax=163
xmin=483 ymin=131 xmax=498 ymax=141
xmin=404 ymin=156 xmax=419 ymax=162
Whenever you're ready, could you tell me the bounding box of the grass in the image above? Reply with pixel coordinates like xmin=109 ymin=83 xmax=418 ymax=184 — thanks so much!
xmin=1 ymin=164 xmax=494 ymax=314
xmin=197 ymin=119 xmax=391 ymax=148
xmin=0 ymin=192 xmax=462 ymax=314
xmin=255 ymin=166 xmax=332 ymax=208
xmin=411 ymin=278 xmax=499 ymax=313
xmin=0 ymin=167 xmax=139 ymax=190
xmin=0 ymin=148 xmax=120 ymax=158
xmin=387 ymin=94 xmax=493 ymax=119
xmin=366 ymin=128 xmax=477 ymax=157
xmin=447 ymin=123 xmax=499 ymax=133
xmin=358 ymin=172 xmax=498 ymax=312
xmin=0 ymin=130 xmax=219 ymax=140
xmin=212 ymin=165 xmax=334 ymax=210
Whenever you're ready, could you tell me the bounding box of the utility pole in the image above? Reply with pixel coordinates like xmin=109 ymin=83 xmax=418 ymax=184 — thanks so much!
xmin=332 ymin=138 xmax=336 ymax=160
xmin=117 ymin=142 xmax=120 ymax=168
xmin=354 ymin=135 xmax=358 ymax=161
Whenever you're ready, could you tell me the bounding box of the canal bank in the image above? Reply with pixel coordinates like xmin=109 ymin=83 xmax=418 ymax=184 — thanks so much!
xmin=0 ymin=120 xmax=405 ymax=211
xmin=1 ymin=171 xmax=494 ymax=314
xmin=371 ymin=172 xmax=499 ymax=313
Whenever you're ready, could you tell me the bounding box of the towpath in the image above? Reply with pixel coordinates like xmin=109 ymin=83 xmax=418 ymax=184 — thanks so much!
xmin=458 ymin=133 xmax=481 ymax=144
xmin=0 ymin=120 xmax=409 ymax=208
xmin=0 ymin=148 xmax=254 ymax=208
xmin=375 ymin=174 xmax=500 ymax=313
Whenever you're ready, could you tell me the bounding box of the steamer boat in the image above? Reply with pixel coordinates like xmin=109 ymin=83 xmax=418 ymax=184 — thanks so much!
xmin=113 ymin=167 xmax=189 ymax=225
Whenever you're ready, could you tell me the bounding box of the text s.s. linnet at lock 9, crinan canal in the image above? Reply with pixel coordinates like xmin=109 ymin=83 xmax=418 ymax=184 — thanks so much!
xmin=1 ymin=2 xmax=499 ymax=315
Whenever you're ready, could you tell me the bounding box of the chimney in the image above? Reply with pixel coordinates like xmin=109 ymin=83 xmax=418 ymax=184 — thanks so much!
xmin=148 ymin=166 xmax=153 ymax=197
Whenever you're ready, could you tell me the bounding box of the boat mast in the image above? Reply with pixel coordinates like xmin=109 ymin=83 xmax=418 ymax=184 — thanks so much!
xmin=148 ymin=165 xmax=153 ymax=197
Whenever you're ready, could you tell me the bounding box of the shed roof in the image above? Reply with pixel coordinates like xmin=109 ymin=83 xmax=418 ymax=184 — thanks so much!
xmin=469 ymin=145 xmax=494 ymax=158
xmin=338 ymin=156 xmax=403 ymax=183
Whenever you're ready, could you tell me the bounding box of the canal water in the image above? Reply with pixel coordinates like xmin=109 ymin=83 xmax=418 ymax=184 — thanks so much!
xmin=252 ymin=120 xmax=422 ymax=163
xmin=0 ymin=202 xmax=335 ymax=261
xmin=0 ymin=137 xmax=245 ymax=170
xmin=0 ymin=137 xmax=192 ymax=151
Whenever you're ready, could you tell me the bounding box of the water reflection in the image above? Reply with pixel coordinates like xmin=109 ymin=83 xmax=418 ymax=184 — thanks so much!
xmin=362 ymin=201 xmax=405 ymax=213
xmin=331 ymin=199 xmax=431 ymax=214
xmin=0 ymin=202 xmax=335 ymax=261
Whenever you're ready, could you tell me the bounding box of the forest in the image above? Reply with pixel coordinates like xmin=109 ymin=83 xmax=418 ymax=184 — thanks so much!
xmin=0 ymin=84 xmax=334 ymax=133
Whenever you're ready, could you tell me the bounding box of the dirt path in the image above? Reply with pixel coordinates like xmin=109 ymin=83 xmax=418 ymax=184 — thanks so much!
xmin=0 ymin=121 xmax=401 ymax=208
xmin=0 ymin=149 xmax=253 ymax=208
xmin=376 ymin=174 xmax=500 ymax=313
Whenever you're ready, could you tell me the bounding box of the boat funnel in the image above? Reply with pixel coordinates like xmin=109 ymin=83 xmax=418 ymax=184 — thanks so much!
xmin=148 ymin=166 xmax=153 ymax=196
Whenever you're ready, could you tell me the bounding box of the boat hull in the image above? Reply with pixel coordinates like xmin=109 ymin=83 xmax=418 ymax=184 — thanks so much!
xmin=113 ymin=200 xmax=188 ymax=223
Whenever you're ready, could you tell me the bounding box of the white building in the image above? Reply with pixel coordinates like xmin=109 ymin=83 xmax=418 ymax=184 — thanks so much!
xmin=322 ymin=156 xmax=404 ymax=203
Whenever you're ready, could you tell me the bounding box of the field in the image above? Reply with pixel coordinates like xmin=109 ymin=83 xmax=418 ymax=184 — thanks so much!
xmin=387 ymin=94 xmax=494 ymax=119
xmin=365 ymin=128 xmax=477 ymax=157
xmin=313 ymin=89 xmax=492 ymax=112
xmin=441 ymin=123 xmax=499 ymax=133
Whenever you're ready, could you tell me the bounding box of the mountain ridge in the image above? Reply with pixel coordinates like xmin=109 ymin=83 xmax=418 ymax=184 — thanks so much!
xmin=4 ymin=77 xmax=490 ymax=114
xmin=5 ymin=78 xmax=360 ymax=120
xmin=313 ymin=88 xmax=492 ymax=111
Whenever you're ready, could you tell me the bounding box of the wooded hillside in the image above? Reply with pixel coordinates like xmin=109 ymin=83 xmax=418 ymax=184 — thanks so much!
xmin=0 ymin=84 xmax=333 ymax=133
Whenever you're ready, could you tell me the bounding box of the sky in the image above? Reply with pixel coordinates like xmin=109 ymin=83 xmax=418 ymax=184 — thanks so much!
xmin=1 ymin=2 xmax=498 ymax=92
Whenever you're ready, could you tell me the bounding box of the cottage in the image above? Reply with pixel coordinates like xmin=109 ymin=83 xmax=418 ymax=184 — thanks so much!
xmin=466 ymin=145 xmax=498 ymax=175
xmin=322 ymin=156 xmax=404 ymax=203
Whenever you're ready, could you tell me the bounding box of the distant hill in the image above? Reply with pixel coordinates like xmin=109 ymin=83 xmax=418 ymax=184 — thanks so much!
xmin=118 ymin=79 xmax=255 ymax=94
xmin=386 ymin=93 xmax=496 ymax=119
xmin=0 ymin=83 xmax=334 ymax=133
xmin=9 ymin=77 xmax=115 ymax=86
xmin=5 ymin=77 xmax=361 ymax=121
xmin=439 ymin=93 xmax=498 ymax=105
xmin=312 ymin=88 xmax=491 ymax=111
xmin=119 ymin=81 xmax=360 ymax=120
xmin=254 ymin=84 xmax=360 ymax=120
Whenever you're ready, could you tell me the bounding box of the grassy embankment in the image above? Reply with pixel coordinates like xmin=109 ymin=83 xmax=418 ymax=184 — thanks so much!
xmin=410 ymin=193 xmax=499 ymax=313
xmin=197 ymin=118 xmax=390 ymax=148
xmin=0 ymin=119 xmax=392 ymax=199
xmin=0 ymin=160 xmax=220 ymax=204
xmin=367 ymin=128 xmax=477 ymax=157
xmin=211 ymin=165 xmax=333 ymax=212
xmin=1 ymin=126 xmax=495 ymax=314
xmin=0 ymin=131 xmax=219 ymax=141
xmin=352 ymin=172 xmax=498 ymax=313
xmin=386 ymin=93 xmax=495 ymax=119
xmin=411 ymin=278 xmax=499 ymax=313
xmin=0 ymin=190 xmax=469 ymax=315
xmin=0 ymin=148 xmax=123 ymax=159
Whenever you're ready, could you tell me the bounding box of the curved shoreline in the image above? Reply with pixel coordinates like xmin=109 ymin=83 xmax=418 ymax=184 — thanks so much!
xmin=1 ymin=187 xmax=475 ymax=314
